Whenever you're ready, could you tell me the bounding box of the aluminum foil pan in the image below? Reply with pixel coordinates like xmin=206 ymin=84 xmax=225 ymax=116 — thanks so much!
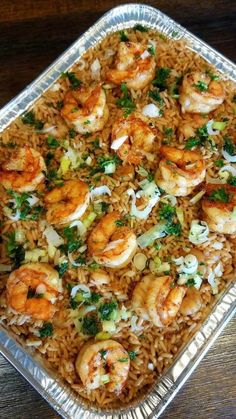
xmin=0 ymin=4 xmax=235 ymax=418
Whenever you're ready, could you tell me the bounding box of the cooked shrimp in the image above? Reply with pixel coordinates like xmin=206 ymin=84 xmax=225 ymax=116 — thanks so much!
xmin=6 ymin=263 xmax=61 ymax=320
xmin=0 ymin=147 xmax=46 ymax=192
xmin=61 ymin=84 xmax=109 ymax=134
xmin=132 ymin=275 xmax=186 ymax=327
xmin=179 ymin=114 xmax=207 ymax=139
xmin=106 ymin=42 xmax=156 ymax=90
xmin=202 ymin=184 xmax=236 ymax=234
xmin=44 ymin=179 xmax=90 ymax=225
xmin=155 ymin=145 xmax=206 ymax=196
xmin=111 ymin=117 xmax=155 ymax=164
xmin=180 ymin=287 xmax=202 ymax=316
xmin=179 ymin=72 xmax=225 ymax=114
xmin=76 ymin=339 xmax=130 ymax=393
xmin=87 ymin=211 xmax=137 ymax=268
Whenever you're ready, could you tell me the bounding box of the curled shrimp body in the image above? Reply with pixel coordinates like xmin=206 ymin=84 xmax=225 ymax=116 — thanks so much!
xmin=61 ymin=84 xmax=109 ymax=134
xmin=180 ymin=287 xmax=202 ymax=316
xmin=179 ymin=72 xmax=225 ymax=114
xmin=106 ymin=42 xmax=156 ymax=90
xmin=132 ymin=275 xmax=186 ymax=327
xmin=44 ymin=180 xmax=90 ymax=225
xmin=87 ymin=211 xmax=137 ymax=268
xmin=6 ymin=263 xmax=62 ymax=320
xmin=0 ymin=147 xmax=46 ymax=192
xmin=76 ymin=339 xmax=130 ymax=393
xmin=202 ymin=184 xmax=236 ymax=234
xmin=155 ymin=146 xmax=206 ymax=196
xmin=111 ymin=117 xmax=155 ymax=164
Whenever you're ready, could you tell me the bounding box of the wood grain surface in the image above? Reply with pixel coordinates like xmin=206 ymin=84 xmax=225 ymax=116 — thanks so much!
xmin=0 ymin=1 xmax=235 ymax=418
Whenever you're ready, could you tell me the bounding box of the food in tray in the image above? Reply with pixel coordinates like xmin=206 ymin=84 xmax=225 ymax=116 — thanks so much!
xmin=0 ymin=24 xmax=235 ymax=408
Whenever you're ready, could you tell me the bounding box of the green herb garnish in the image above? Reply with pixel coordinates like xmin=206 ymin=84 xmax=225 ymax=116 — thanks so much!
xmin=46 ymin=135 xmax=60 ymax=148
xmin=193 ymin=80 xmax=208 ymax=92
xmin=223 ymin=136 xmax=236 ymax=156
xmin=159 ymin=203 xmax=181 ymax=236
xmin=214 ymin=159 xmax=224 ymax=168
xmin=60 ymin=226 xmax=82 ymax=254
xmin=21 ymin=111 xmax=44 ymax=130
xmin=98 ymin=301 xmax=118 ymax=321
xmin=61 ymin=71 xmax=81 ymax=89
xmin=152 ymin=67 xmax=171 ymax=91
xmin=39 ymin=322 xmax=53 ymax=338
xmin=116 ymin=83 xmax=136 ymax=117
xmin=147 ymin=45 xmax=155 ymax=55
xmin=69 ymin=128 xmax=76 ymax=138
xmin=227 ymin=176 xmax=236 ymax=187
xmin=119 ymin=30 xmax=129 ymax=42
xmin=208 ymin=187 xmax=231 ymax=203
xmin=148 ymin=89 xmax=164 ymax=105
xmin=133 ymin=24 xmax=148 ymax=32
xmin=128 ymin=350 xmax=137 ymax=360
xmin=205 ymin=70 xmax=219 ymax=80
xmin=186 ymin=278 xmax=196 ymax=287
xmin=82 ymin=315 xmax=100 ymax=336
xmin=56 ymin=261 xmax=69 ymax=277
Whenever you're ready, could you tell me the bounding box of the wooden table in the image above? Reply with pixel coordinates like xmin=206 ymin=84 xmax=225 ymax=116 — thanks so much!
xmin=0 ymin=1 xmax=235 ymax=418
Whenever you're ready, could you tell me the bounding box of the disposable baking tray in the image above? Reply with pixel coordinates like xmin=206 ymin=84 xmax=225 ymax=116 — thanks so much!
xmin=0 ymin=3 xmax=235 ymax=418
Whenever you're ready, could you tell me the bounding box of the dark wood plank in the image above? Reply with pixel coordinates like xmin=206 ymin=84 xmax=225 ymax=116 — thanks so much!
xmin=0 ymin=1 xmax=235 ymax=418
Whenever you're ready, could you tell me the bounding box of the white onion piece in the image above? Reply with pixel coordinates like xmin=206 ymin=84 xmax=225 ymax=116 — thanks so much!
xmin=43 ymin=226 xmax=64 ymax=247
xmin=50 ymin=83 xmax=61 ymax=92
xmin=127 ymin=188 xmax=160 ymax=220
xmin=219 ymin=165 xmax=236 ymax=177
xmin=222 ymin=148 xmax=236 ymax=163
xmin=68 ymin=252 xmax=84 ymax=267
xmin=91 ymin=59 xmax=101 ymax=79
xmin=104 ymin=48 xmax=115 ymax=58
xmin=140 ymin=50 xmax=150 ymax=60
xmin=40 ymin=125 xmax=57 ymax=134
xmin=142 ymin=103 xmax=160 ymax=118
xmin=7 ymin=208 xmax=21 ymax=221
xmin=70 ymin=220 xmax=87 ymax=236
xmin=71 ymin=284 xmax=91 ymax=299
xmin=90 ymin=185 xmax=111 ymax=198
xmin=111 ymin=135 xmax=128 ymax=150
xmin=161 ymin=194 xmax=177 ymax=206
xmin=133 ymin=253 xmax=147 ymax=271
xmin=27 ymin=195 xmax=39 ymax=206
xmin=206 ymin=120 xmax=219 ymax=136
xmin=0 ymin=264 xmax=12 ymax=272
xmin=188 ymin=220 xmax=209 ymax=245
xmin=148 ymin=363 xmax=154 ymax=370
xmin=189 ymin=190 xmax=206 ymax=204
xmin=172 ymin=256 xmax=184 ymax=265
xmin=131 ymin=315 xmax=143 ymax=332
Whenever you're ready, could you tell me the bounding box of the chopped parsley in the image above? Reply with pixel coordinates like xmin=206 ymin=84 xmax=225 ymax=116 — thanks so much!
xmin=92 ymin=137 xmax=101 ymax=149
xmin=169 ymin=75 xmax=183 ymax=99
xmin=208 ymin=187 xmax=231 ymax=203
xmin=82 ymin=315 xmax=100 ymax=336
xmin=21 ymin=111 xmax=44 ymax=130
xmin=46 ymin=135 xmax=60 ymax=148
xmin=214 ymin=159 xmax=224 ymax=168
xmin=44 ymin=169 xmax=64 ymax=190
xmin=98 ymin=301 xmax=118 ymax=321
xmin=128 ymin=350 xmax=137 ymax=360
xmin=69 ymin=128 xmax=76 ymax=138
xmin=164 ymin=127 xmax=173 ymax=137
xmin=61 ymin=71 xmax=81 ymax=89
xmin=118 ymin=357 xmax=129 ymax=362
xmin=133 ymin=24 xmax=148 ymax=32
xmin=227 ymin=176 xmax=236 ymax=187
xmin=100 ymin=349 xmax=108 ymax=359
xmin=60 ymin=226 xmax=82 ymax=254
xmin=88 ymin=261 xmax=100 ymax=270
xmin=147 ymin=45 xmax=155 ymax=56
xmin=57 ymin=100 xmax=64 ymax=110
xmin=116 ymin=83 xmax=136 ymax=117
xmin=4 ymin=231 xmax=25 ymax=269
xmin=205 ymin=70 xmax=219 ymax=80
xmin=119 ymin=30 xmax=129 ymax=42
xmin=39 ymin=322 xmax=53 ymax=338
xmin=56 ymin=260 xmax=69 ymax=277
xmin=186 ymin=278 xmax=196 ymax=287
xmin=6 ymin=190 xmax=43 ymax=221
xmin=159 ymin=203 xmax=181 ymax=236
xmin=223 ymin=136 xmax=236 ymax=156
xmin=152 ymin=67 xmax=171 ymax=91
xmin=90 ymin=154 xmax=121 ymax=176
xmin=193 ymin=80 xmax=208 ymax=92
xmin=148 ymin=89 xmax=164 ymax=105
xmin=84 ymin=119 xmax=90 ymax=125
xmin=115 ymin=219 xmax=125 ymax=227
xmin=185 ymin=124 xmax=209 ymax=150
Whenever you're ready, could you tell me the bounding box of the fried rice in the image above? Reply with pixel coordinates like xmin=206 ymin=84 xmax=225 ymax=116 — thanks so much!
xmin=0 ymin=27 xmax=235 ymax=409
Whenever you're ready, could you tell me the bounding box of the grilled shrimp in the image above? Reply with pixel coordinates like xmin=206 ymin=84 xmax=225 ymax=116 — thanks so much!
xmin=132 ymin=275 xmax=186 ymax=327
xmin=44 ymin=180 xmax=90 ymax=225
xmin=87 ymin=211 xmax=137 ymax=268
xmin=75 ymin=339 xmax=130 ymax=393
xmin=155 ymin=146 xmax=206 ymax=196
xmin=61 ymin=84 xmax=109 ymax=134
xmin=0 ymin=147 xmax=46 ymax=192
xmin=111 ymin=117 xmax=155 ymax=164
xmin=6 ymin=263 xmax=62 ymax=320
xmin=202 ymin=184 xmax=236 ymax=234
xmin=179 ymin=72 xmax=225 ymax=114
xmin=106 ymin=42 xmax=156 ymax=90
xmin=180 ymin=287 xmax=202 ymax=316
